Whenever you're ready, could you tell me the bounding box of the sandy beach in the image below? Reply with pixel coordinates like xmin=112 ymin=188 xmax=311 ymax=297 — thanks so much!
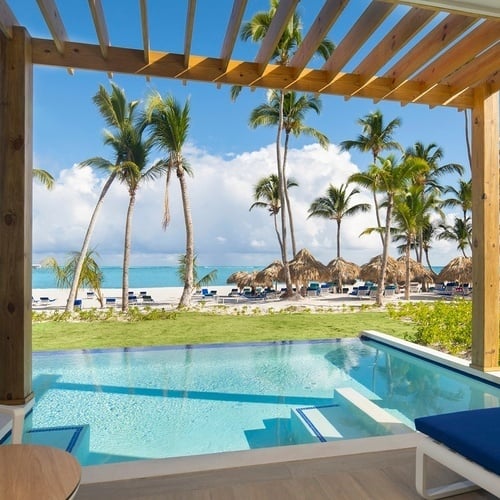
xmin=32 ymin=285 xmax=446 ymax=314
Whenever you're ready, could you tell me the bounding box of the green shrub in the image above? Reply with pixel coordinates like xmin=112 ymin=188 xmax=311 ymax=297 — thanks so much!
xmin=388 ymin=299 xmax=472 ymax=354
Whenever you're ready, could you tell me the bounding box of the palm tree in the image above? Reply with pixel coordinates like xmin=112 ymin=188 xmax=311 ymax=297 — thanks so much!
xmin=442 ymin=178 xmax=472 ymax=226
xmin=350 ymin=154 xmax=428 ymax=305
xmin=145 ymin=92 xmax=194 ymax=308
xmin=33 ymin=168 xmax=55 ymax=189
xmin=340 ymin=110 xmax=402 ymax=243
xmin=392 ymin=185 xmax=441 ymax=299
xmin=249 ymin=174 xmax=298 ymax=252
xmin=233 ymin=0 xmax=334 ymax=298
xmin=437 ymin=217 xmax=472 ymax=257
xmin=307 ymin=183 xmax=370 ymax=259
xmin=249 ymin=90 xmax=329 ymax=256
xmin=65 ymin=83 xmax=142 ymax=313
xmin=42 ymin=249 xmax=104 ymax=305
xmin=177 ymin=254 xmax=217 ymax=290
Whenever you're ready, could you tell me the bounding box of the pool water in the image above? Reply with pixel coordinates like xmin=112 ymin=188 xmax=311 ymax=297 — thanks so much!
xmin=21 ymin=338 xmax=500 ymax=465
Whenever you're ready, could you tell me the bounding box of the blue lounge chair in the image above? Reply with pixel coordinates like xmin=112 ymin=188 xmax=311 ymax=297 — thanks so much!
xmin=415 ymin=407 xmax=500 ymax=498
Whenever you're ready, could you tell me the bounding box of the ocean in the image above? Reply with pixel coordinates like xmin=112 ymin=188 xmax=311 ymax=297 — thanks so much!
xmin=32 ymin=265 xmax=262 ymax=289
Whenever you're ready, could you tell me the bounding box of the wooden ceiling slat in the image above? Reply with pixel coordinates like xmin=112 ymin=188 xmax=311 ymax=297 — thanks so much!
xmin=353 ymin=7 xmax=436 ymax=79
xmin=88 ymin=0 xmax=109 ymax=59
xmin=410 ymin=20 xmax=499 ymax=103
xmin=220 ymin=0 xmax=248 ymax=72
xmin=254 ymin=0 xmax=299 ymax=74
xmin=382 ymin=0 xmax=500 ymax=19
xmin=382 ymin=13 xmax=477 ymax=93
xmin=183 ymin=0 xmax=196 ymax=68
xmin=288 ymin=0 xmax=348 ymax=77
xmin=140 ymin=0 xmax=150 ymax=64
xmin=321 ymin=1 xmax=396 ymax=80
xmin=36 ymin=0 xmax=68 ymax=54
xmin=0 ymin=0 xmax=18 ymax=39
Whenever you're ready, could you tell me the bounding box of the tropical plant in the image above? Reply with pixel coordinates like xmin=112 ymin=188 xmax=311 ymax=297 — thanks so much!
xmin=177 ymin=254 xmax=217 ymax=290
xmin=249 ymin=174 xmax=298 ymax=252
xmin=307 ymin=183 xmax=370 ymax=259
xmin=33 ymin=168 xmax=55 ymax=189
xmin=340 ymin=110 xmax=402 ymax=243
xmin=233 ymin=0 xmax=334 ymax=298
xmin=350 ymin=154 xmax=428 ymax=305
xmin=442 ymin=178 xmax=472 ymax=226
xmin=145 ymin=92 xmax=194 ymax=308
xmin=42 ymin=249 xmax=104 ymax=305
xmin=249 ymin=90 xmax=329 ymax=256
xmin=66 ymin=83 xmax=142 ymax=313
xmin=437 ymin=216 xmax=472 ymax=257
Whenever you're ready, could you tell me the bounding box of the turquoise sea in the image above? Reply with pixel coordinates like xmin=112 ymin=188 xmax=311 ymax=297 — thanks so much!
xmin=32 ymin=265 xmax=262 ymax=289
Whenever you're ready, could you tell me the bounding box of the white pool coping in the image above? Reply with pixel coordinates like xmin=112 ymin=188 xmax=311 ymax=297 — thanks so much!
xmin=81 ymin=331 xmax=500 ymax=485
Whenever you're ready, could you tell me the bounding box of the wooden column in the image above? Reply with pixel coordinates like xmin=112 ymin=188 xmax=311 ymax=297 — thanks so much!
xmin=0 ymin=27 xmax=33 ymax=405
xmin=470 ymin=87 xmax=499 ymax=371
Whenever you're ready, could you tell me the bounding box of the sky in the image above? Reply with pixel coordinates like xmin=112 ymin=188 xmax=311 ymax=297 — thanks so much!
xmin=18 ymin=0 xmax=475 ymax=268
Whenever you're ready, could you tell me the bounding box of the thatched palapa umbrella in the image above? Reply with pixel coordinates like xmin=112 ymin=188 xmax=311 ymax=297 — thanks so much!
xmin=255 ymin=260 xmax=283 ymax=289
xmin=437 ymin=256 xmax=472 ymax=284
xmin=283 ymin=249 xmax=330 ymax=291
xmin=226 ymin=271 xmax=262 ymax=290
xmin=327 ymin=258 xmax=360 ymax=292
xmin=397 ymin=256 xmax=435 ymax=283
xmin=359 ymin=255 xmax=401 ymax=283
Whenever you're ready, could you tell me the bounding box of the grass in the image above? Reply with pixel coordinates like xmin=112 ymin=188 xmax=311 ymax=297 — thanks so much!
xmin=32 ymin=310 xmax=416 ymax=351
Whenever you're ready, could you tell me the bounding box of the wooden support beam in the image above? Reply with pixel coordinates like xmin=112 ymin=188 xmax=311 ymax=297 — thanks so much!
xmin=470 ymin=86 xmax=499 ymax=371
xmin=0 ymin=26 xmax=33 ymax=405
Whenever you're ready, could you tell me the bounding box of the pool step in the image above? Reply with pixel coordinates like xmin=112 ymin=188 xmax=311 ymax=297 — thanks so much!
xmin=335 ymin=387 xmax=413 ymax=435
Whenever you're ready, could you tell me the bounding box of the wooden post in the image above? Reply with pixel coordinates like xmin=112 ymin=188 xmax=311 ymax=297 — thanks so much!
xmin=0 ymin=27 xmax=33 ymax=405
xmin=470 ymin=87 xmax=499 ymax=371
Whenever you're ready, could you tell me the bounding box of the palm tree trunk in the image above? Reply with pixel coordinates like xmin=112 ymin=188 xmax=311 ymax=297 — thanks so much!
xmin=66 ymin=172 xmax=116 ymax=312
xmin=276 ymin=93 xmax=294 ymax=297
xmin=122 ymin=189 xmax=136 ymax=312
xmin=404 ymin=243 xmax=411 ymax=300
xmin=377 ymin=197 xmax=393 ymax=306
xmin=178 ymin=171 xmax=195 ymax=307
xmin=336 ymin=220 xmax=341 ymax=259
xmin=282 ymin=132 xmax=297 ymax=257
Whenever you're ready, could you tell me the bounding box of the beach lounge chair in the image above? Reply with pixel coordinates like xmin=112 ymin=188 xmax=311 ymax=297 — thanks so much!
xmin=105 ymin=297 xmax=117 ymax=306
xmin=74 ymin=299 xmax=82 ymax=310
xmin=414 ymin=407 xmax=500 ymax=498
xmin=39 ymin=296 xmax=56 ymax=305
xmin=141 ymin=295 xmax=154 ymax=304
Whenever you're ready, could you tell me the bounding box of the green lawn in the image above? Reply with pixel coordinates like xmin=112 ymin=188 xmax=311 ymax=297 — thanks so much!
xmin=32 ymin=311 xmax=415 ymax=351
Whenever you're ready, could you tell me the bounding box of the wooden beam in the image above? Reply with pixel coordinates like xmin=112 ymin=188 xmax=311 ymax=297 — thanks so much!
xmin=0 ymin=27 xmax=33 ymax=405
xmin=254 ymin=0 xmax=299 ymax=74
xmin=410 ymin=20 xmax=499 ymax=103
xmin=36 ymin=0 xmax=67 ymax=54
xmin=30 ymin=37 xmax=475 ymax=108
xmin=0 ymin=0 xmax=18 ymax=39
xmin=88 ymin=0 xmax=109 ymax=59
xmin=321 ymin=1 xmax=395 ymax=79
xmin=220 ymin=0 xmax=248 ymax=72
xmin=382 ymin=13 xmax=477 ymax=98
xmin=289 ymin=0 xmax=348 ymax=77
xmin=184 ymin=0 xmax=196 ymax=68
xmin=470 ymin=86 xmax=499 ymax=371
xmin=382 ymin=0 xmax=500 ymax=19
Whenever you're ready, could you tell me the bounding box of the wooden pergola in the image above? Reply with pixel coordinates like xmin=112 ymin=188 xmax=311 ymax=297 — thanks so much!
xmin=0 ymin=0 xmax=498 ymax=412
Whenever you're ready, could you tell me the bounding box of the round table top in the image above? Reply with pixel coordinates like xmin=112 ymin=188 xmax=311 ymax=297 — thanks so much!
xmin=0 ymin=444 xmax=81 ymax=499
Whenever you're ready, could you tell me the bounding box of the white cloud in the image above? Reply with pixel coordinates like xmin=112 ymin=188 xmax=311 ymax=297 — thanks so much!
xmin=32 ymin=143 xmax=461 ymax=268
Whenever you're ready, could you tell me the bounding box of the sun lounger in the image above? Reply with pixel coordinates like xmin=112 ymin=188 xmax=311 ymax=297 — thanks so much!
xmin=414 ymin=407 xmax=500 ymax=499
xmin=39 ymin=297 xmax=56 ymax=305
xmin=105 ymin=297 xmax=117 ymax=306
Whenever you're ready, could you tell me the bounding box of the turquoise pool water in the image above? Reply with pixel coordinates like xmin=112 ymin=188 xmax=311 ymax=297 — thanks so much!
xmin=22 ymin=338 xmax=500 ymax=466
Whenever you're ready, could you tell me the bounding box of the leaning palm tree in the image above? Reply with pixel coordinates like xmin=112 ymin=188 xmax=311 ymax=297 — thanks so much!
xmin=249 ymin=174 xmax=298 ymax=254
xmin=249 ymin=90 xmax=329 ymax=257
xmin=233 ymin=0 xmax=334 ymax=298
xmin=66 ymin=83 xmax=141 ymax=312
xmin=145 ymin=92 xmax=194 ymax=308
xmin=340 ymin=110 xmax=402 ymax=244
xmin=307 ymin=183 xmax=370 ymax=259
xmin=350 ymin=154 xmax=428 ymax=305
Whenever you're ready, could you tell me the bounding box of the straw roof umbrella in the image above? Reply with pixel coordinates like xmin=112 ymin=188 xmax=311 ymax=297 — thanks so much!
xmin=255 ymin=261 xmax=283 ymax=289
xmin=283 ymin=249 xmax=331 ymax=291
xmin=327 ymin=258 xmax=360 ymax=291
xmin=396 ymin=256 xmax=435 ymax=282
xmin=226 ymin=271 xmax=248 ymax=286
xmin=359 ymin=255 xmax=400 ymax=283
xmin=437 ymin=256 xmax=472 ymax=284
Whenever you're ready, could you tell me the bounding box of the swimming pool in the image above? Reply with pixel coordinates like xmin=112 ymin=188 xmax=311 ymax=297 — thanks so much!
xmin=19 ymin=335 xmax=500 ymax=466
